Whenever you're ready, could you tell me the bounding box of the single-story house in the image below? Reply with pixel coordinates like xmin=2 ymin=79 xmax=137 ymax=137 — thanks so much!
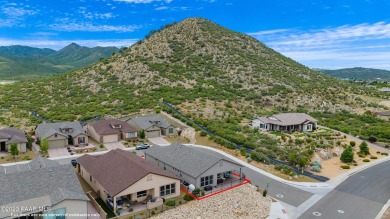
xmin=144 ymin=144 xmax=244 ymax=190
xmin=77 ymin=149 xmax=180 ymax=211
xmin=379 ymin=87 xmax=390 ymax=93
xmin=35 ymin=122 xmax=88 ymax=149
xmin=85 ymin=119 xmax=138 ymax=143
xmin=0 ymin=157 xmax=89 ymax=219
xmin=376 ymin=111 xmax=390 ymax=121
xmin=126 ymin=115 xmax=176 ymax=138
xmin=0 ymin=127 xmax=27 ymax=153
xmin=252 ymin=113 xmax=318 ymax=132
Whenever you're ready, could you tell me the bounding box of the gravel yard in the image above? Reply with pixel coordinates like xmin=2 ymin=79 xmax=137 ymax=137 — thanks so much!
xmin=152 ymin=184 xmax=271 ymax=219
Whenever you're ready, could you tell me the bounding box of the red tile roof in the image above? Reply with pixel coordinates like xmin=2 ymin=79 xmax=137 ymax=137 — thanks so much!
xmin=77 ymin=149 xmax=178 ymax=196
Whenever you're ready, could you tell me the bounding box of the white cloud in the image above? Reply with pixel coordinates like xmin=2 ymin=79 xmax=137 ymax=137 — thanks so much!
xmin=0 ymin=38 xmax=139 ymax=50
xmin=155 ymin=6 xmax=169 ymax=10
xmin=249 ymin=22 xmax=390 ymax=70
xmin=2 ymin=6 xmax=38 ymax=17
xmin=48 ymin=22 xmax=141 ymax=33
xmin=114 ymin=0 xmax=172 ymax=3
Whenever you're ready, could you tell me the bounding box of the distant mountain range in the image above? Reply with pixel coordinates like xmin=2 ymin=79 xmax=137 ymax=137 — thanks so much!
xmin=0 ymin=43 xmax=119 ymax=80
xmin=316 ymin=67 xmax=390 ymax=80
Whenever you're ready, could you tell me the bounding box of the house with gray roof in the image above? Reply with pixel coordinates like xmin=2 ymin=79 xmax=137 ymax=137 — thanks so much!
xmin=252 ymin=113 xmax=318 ymax=132
xmin=0 ymin=127 xmax=27 ymax=153
xmin=126 ymin=115 xmax=176 ymax=138
xmin=379 ymin=87 xmax=390 ymax=93
xmin=0 ymin=157 xmax=89 ymax=218
xmin=144 ymin=144 xmax=244 ymax=190
xmin=35 ymin=122 xmax=88 ymax=149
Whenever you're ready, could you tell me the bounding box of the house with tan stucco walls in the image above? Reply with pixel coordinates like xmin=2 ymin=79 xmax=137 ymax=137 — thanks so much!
xmin=35 ymin=121 xmax=88 ymax=149
xmin=77 ymin=149 xmax=180 ymax=213
xmin=85 ymin=119 xmax=137 ymax=143
xmin=0 ymin=127 xmax=27 ymax=153
xmin=0 ymin=157 xmax=89 ymax=219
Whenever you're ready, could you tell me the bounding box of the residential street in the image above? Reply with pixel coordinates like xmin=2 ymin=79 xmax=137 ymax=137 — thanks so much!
xmin=299 ymin=160 xmax=390 ymax=219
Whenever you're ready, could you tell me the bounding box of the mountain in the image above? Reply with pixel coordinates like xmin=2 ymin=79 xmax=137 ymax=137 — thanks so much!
xmin=316 ymin=67 xmax=390 ymax=80
xmin=0 ymin=43 xmax=119 ymax=80
xmin=0 ymin=18 xmax=387 ymax=128
xmin=0 ymin=45 xmax=56 ymax=56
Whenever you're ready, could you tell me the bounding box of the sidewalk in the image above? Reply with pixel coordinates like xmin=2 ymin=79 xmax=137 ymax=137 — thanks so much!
xmin=267 ymin=201 xmax=288 ymax=219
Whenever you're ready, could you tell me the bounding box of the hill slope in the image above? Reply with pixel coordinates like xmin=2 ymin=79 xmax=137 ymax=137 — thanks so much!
xmin=0 ymin=43 xmax=119 ymax=80
xmin=0 ymin=18 xmax=387 ymax=128
xmin=317 ymin=67 xmax=390 ymax=80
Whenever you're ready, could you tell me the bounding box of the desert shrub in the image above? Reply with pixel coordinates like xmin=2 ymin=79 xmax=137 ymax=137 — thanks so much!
xmin=240 ymin=147 xmax=246 ymax=156
xmin=99 ymin=144 xmax=104 ymax=148
xmin=340 ymin=146 xmax=354 ymax=163
xmin=370 ymin=156 xmax=377 ymax=159
xmin=363 ymin=159 xmax=370 ymax=162
xmin=183 ymin=194 xmax=194 ymax=201
xmin=200 ymin=131 xmax=207 ymax=136
xmin=192 ymin=188 xmax=200 ymax=196
xmin=246 ymin=157 xmax=252 ymax=163
xmin=359 ymin=141 xmax=370 ymax=156
xmin=312 ymin=166 xmax=321 ymax=172
xmin=381 ymin=152 xmax=388 ymax=156
xmin=349 ymin=141 xmax=356 ymax=147
xmin=165 ymin=200 xmax=175 ymax=206
xmin=368 ymin=136 xmax=377 ymax=143
xmin=340 ymin=165 xmax=350 ymax=169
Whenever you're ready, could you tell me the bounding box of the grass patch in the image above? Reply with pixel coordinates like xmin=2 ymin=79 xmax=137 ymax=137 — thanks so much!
xmin=270 ymin=131 xmax=286 ymax=137
xmin=95 ymin=198 xmax=116 ymax=218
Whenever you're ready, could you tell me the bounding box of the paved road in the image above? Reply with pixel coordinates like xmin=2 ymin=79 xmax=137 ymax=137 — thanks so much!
xmin=299 ymin=160 xmax=390 ymax=219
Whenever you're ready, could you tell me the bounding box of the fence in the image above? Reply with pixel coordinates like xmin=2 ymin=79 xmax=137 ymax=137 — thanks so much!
xmin=86 ymin=191 xmax=108 ymax=219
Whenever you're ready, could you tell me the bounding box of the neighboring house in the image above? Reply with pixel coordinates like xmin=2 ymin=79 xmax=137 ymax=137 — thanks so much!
xmin=0 ymin=127 xmax=27 ymax=153
xmin=252 ymin=113 xmax=318 ymax=132
xmin=379 ymin=87 xmax=390 ymax=93
xmin=77 ymin=149 xmax=180 ymax=211
xmin=0 ymin=157 xmax=89 ymax=219
xmin=126 ymin=115 xmax=176 ymax=138
xmin=35 ymin=122 xmax=88 ymax=149
xmin=376 ymin=111 xmax=390 ymax=121
xmin=85 ymin=119 xmax=137 ymax=143
xmin=144 ymin=144 xmax=244 ymax=190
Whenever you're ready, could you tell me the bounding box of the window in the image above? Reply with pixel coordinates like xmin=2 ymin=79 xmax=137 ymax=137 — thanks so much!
xmin=160 ymin=183 xmax=176 ymax=197
xmin=168 ymin=128 xmax=174 ymax=134
xmin=111 ymin=124 xmax=122 ymax=129
xmin=200 ymin=175 xmax=214 ymax=187
xmin=137 ymin=190 xmax=147 ymax=198
xmin=90 ymin=175 xmax=92 ymax=182
xmin=43 ymin=208 xmax=66 ymax=219
xmin=78 ymin=136 xmax=85 ymax=144
xmin=307 ymin=124 xmax=313 ymax=131
xmin=260 ymin=123 xmax=265 ymax=129
xmin=127 ymin=132 xmax=136 ymax=138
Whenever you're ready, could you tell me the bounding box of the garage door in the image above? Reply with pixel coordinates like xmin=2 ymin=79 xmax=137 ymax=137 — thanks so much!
xmin=48 ymin=139 xmax=67 ymax=149
xmin=103 ymin=134 xmax=119 ymax=143
xmin=147 ymin=130 xmax=160 ymax=138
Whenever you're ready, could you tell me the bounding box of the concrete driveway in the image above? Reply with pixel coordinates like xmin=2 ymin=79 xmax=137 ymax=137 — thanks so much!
xmin=48 ymin=147 xmax=71 ymax=157
xmin=148 ymin=137 xmax=171 ymax=146
xmin=103 ymin=141 xmax=126 ymax=150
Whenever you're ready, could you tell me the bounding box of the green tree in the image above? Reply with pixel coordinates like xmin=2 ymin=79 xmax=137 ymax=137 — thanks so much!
xmin=340 ymin=145 xmax=354 ymax=163
xmin=40 ymin=139 xmax=49 ymax=153
xmin=139 ymin=130 xmax=146 ymax=139
xmin=359 ymin=141 xmax=370 ymax=156
xmin=9 ymin=143 xmax=19 ymax=159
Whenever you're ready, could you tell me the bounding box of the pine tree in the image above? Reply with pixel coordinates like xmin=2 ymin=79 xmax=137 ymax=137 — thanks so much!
xmin=340 ymin=145 xmax=354 ymax=163
xmin=359 ymin=141 xmax=370 ymax=156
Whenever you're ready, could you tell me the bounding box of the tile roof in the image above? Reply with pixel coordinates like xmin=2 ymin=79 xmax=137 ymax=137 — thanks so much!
xmin=89 ymin=119 xmax=137 ymax=135
xmin=127 ymin=115 xmax=173 ymax=130
xmin=0 ymin=157 xmax=88 ymax=210
xmin=144 ymin=144 xmax=243 ymax=178
xmin=77 ymin=149 xmax=178 ymax=196
xmin=35 ymin=121 xmax=86 ymax=139
xmin=256 ymin=113 xmax=317 ymax=126
xmin=0 ymin=127 xmax=27 ymax=144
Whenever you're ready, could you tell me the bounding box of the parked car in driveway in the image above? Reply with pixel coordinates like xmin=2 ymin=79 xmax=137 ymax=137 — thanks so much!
xmin=136 ymin=143 xmax=151 ymax=150
xmin=71 ymin=159 xmax=78 ymax=167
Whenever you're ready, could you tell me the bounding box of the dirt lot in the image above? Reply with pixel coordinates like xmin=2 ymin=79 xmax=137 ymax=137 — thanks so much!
xmin=313 ymin=146 xmax=388 ymax=179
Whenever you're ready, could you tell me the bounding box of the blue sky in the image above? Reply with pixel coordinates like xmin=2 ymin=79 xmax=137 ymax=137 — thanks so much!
xmin=1 ymin=0 xmax=390 ymax=70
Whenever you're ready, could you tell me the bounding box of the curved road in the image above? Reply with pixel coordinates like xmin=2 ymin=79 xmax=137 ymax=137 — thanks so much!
xmin=299 ymin=159 xmax=390 ymax=219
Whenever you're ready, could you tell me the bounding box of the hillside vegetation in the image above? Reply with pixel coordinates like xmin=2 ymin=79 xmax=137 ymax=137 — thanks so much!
xmin=0 ymin=18 xmax=388 ymax=129
xmin=0 ymin=43 xmax=119 ymax=80
xmin=317 ymin=67 xmax=390 ymax=81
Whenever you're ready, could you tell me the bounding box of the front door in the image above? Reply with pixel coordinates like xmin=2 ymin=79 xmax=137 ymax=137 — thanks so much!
xmin=0 ymin=142 xmax=6 ymax=151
